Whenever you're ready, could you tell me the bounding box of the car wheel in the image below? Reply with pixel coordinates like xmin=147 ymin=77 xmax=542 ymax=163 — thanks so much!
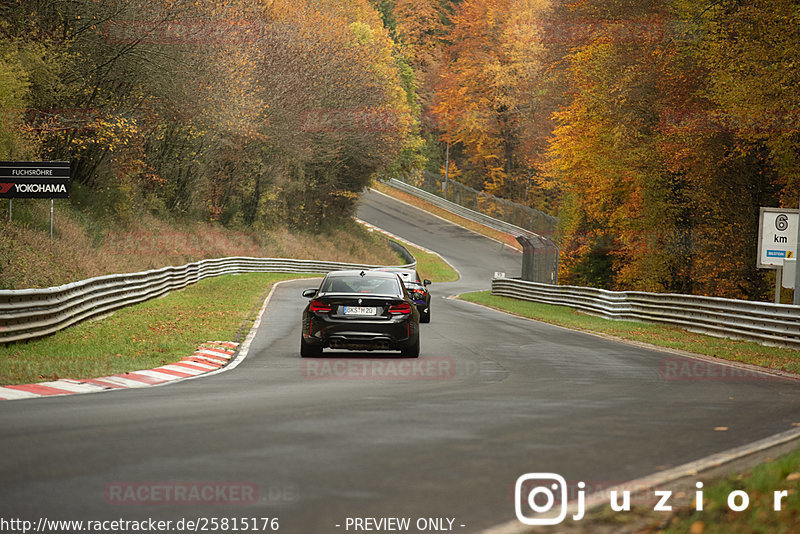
xmin=401 ymin=337 xmax=420 ymax=358
xmin=300 ymin=337 xmax=322 ymax=357
xmin=420 ymin=310 xmax=431 ymax=323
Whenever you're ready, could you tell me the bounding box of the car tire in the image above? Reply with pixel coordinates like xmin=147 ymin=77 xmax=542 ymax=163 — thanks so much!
xmin=420 ymin=310 xmax=431 ymax=323
xmin=401 ymin=337 xmax=420 ymax=358
xmin=300 ymin=337 xmax=322 ymax=357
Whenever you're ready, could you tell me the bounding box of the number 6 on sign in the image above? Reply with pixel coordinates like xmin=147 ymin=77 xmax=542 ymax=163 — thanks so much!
xmin=757 ymin=207 xmax=798 ymax=268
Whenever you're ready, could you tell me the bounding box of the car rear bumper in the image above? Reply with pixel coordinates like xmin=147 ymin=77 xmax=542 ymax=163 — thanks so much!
xmin=303 ymin=318 xmax=418 ymax=351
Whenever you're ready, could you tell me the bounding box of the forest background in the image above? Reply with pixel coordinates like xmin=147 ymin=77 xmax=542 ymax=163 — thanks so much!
xmin=1 ymin=0 xmax=797 ymax=298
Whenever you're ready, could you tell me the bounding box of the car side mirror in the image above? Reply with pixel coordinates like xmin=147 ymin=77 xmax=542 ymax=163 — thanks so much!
xmin=302 ymin=288 xmax=318 ymax=298
xmin=423 ymin=279 xmax=431 ymax=286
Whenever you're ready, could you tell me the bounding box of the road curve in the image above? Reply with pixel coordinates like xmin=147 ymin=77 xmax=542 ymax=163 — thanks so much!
xmin=0 ymin=190 xmax=798 ymax=533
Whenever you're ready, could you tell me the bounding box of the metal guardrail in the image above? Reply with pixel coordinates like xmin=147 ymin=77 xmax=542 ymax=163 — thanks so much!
xmin=0 ymin=256 xmax=415 ymax=344
xmin=385 ymin=178 xmax=560 ymax=283
xmin=397 ymin=172 xmax=558 ymax=238
xmin=387 ymin=178 xmax=547 ymax=240
xmin=492 ymin=277 xmax=800 ymax=349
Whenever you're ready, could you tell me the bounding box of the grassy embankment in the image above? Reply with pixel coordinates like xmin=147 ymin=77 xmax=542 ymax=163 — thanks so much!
xmin=0 ymin=194 xmax=410 ymax=384
xmin=0 ymin=240 xmax=457 ymax=385
xmin=0 ymin=197 xmax=401 ymax=289
xmin=658 ymin=446 xmax=800 ymax=533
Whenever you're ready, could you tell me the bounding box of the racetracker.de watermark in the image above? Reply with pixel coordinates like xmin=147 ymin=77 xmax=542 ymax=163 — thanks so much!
xmin=659 ymin=358 xmax=782 ymax=382
xmin=100 ymin=19 xmax=272 ymax=45
xmin=1 ymin=108 xmax=101 ymax=133
xmin=104 ymin=232 xmax=256 ymax=255
xmin=659 ymin=109 xmax=800 ymax=135
xmin=301 ymin=357 xmax=455 ymax=380
xmin=300 ymin=108 xmax=397 ymax=133
xmin=104 ymin=482 xmax=268 ymax=505
xmin=532 ymin=17 xmax=670 ymax=44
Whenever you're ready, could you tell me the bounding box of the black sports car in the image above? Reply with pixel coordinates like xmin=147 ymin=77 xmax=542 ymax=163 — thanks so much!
xmin=372 ymin=268 xmax=431 ymax=323
xmin=300 ymin=270 xmax=421 ymax=357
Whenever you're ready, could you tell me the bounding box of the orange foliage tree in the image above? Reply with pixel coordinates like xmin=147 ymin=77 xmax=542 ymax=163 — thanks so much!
xmin=432 ymin=0 xmax=548 ymax=200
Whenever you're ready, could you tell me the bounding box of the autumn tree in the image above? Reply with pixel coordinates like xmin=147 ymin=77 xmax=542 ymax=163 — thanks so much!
xmin=2 ymin=0 xmax=415 ymax=228
xmin=431 ymin=0 xmax=551 ymax=204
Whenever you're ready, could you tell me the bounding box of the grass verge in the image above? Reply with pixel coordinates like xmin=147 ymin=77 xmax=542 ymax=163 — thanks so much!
xmin=372 ymin=181 xmax=522 ymax=251
xmin=539 ymin=445 xmax=800 ymax=533
xmin=458 ymin=291 xmax=800 ymax=374
xmin=0 ymin=273 xmax=318 ymax=385
xmin=390 ymin=239 xmax=459 ymax=283
xmin=657 ymin=445 xmax=800 ymax=533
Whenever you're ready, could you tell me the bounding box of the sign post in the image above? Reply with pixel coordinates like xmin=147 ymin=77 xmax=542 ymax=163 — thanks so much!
xmin=758 ymin=207 xmax=799 ymax=304
xmin=796 ymin=196 xmax=800 ymax=305
xmin=0 ymin=161 xmax=71 ymax=239
xmin=444 ymin=141 xmax=450 ymax=201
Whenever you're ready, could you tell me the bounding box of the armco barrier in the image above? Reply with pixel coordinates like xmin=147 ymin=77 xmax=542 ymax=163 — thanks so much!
xmin=0 ymin=256 xmax=415 ymax=344
xmin=386 ymin=179 xmax=548 ymax=240
xmin=393 ymin=172 xmax=558 ymax=238
xmin=491 ymin=277 xmax=800 ymax=349
xmin=385 ymin=178 xmax=559 ymax=283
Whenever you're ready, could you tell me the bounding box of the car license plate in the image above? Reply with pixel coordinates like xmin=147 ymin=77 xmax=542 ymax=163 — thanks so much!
xmin=343 ymin=306 xmax=377 ymax=316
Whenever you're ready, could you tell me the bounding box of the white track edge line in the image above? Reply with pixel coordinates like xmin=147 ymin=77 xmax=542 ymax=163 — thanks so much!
xmin=180 ymin=278 xmax=300 ymax=382
xmin=481 ymin=426 xmax=800 ymax=534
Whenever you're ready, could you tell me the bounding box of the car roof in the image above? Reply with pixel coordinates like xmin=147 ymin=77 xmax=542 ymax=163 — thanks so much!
xmin=325 ymin=270 xmax=400 ymax=280
xmin=372 ymin=268 xmax=417 ymax=277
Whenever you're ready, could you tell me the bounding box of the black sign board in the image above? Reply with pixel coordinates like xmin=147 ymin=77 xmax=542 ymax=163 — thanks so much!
xmin=0 ymin=161 xmax=71 ymax=199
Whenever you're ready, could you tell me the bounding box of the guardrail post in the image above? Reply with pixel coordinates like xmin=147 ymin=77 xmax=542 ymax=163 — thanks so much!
xmin=795 ymin=199 xmax=800 ymax=304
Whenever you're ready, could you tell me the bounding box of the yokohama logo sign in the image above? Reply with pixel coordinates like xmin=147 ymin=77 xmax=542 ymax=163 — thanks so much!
xmin=0 ymin=161 xmax=71 ymax=199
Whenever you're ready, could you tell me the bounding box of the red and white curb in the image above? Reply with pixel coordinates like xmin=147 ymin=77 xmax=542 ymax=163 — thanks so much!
xmin=0 ymin=342 xmax=238 ymax=401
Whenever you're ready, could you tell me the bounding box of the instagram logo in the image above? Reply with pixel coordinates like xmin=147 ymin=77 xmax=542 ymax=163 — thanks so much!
xmin=515 ymin=473 xmax=584 ymax=525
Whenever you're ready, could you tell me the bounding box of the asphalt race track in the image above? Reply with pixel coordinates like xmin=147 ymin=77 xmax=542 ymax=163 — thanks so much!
xmin=1 ymin=189 xmax=799 ymax=533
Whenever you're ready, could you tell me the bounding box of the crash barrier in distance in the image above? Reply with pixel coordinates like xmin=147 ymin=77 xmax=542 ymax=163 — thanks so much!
xmin=394 ymin=172 xmax=557 ymax=239
xmin=386 ymin=178 xmax=559 ymax=284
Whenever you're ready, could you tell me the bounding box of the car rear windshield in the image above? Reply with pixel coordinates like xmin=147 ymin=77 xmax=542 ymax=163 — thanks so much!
xmin=321 ymin=276 xmax=401 ymax=296
xmin=378 ymin=269 xmax=420 ymax=283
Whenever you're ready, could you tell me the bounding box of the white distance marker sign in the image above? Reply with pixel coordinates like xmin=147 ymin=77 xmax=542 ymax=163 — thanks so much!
xmin=758 ymin=207 xmax=799 ymax=268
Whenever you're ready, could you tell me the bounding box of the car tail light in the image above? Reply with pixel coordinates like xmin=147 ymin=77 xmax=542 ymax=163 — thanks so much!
xmin=388 ymin=302 xmax=412 ymax=314
xmin=309 ymin=300 xmax=331 ymax=313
